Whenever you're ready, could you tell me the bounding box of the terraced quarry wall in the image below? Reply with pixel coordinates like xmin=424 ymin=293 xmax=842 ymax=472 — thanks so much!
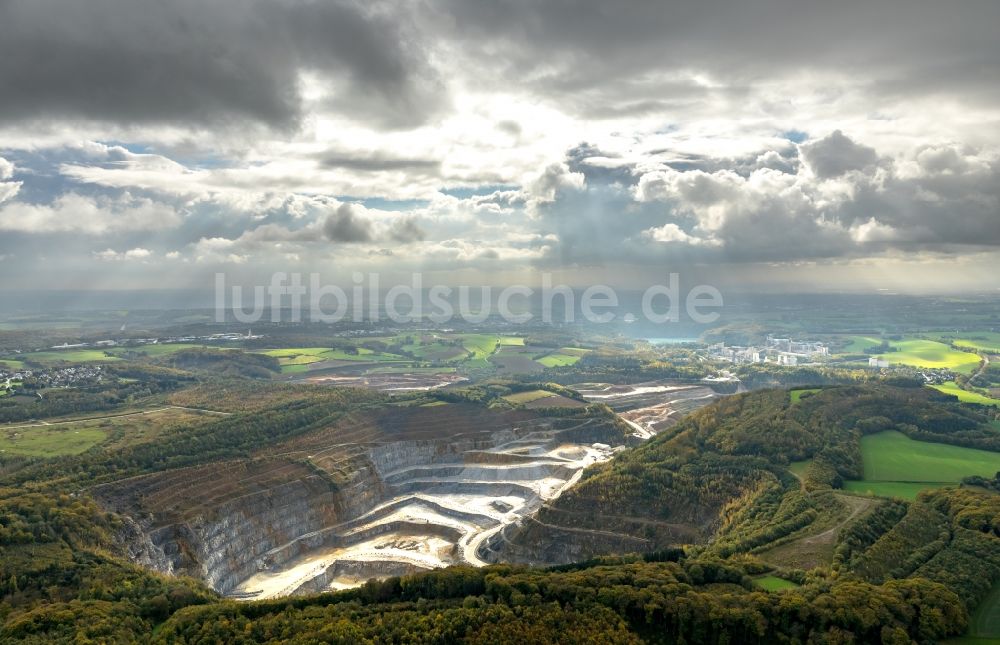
xmin=94 ymin=402 xmax=630 ymax=598
xmin=483 ymin=383 xmax=720 ymax=564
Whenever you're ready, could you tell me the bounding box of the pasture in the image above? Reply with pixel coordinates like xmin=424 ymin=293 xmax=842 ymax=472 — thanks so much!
xmin=842 ymin=481 xmax=949 ymax=501
xmin=0 ymin=426 xmax=107 ymax=456
xmin=932 ymin=331 xmax=1000 ymax=354
xmin=0 ymin=407 xmax=217 ymax=456
xmin=753 ymin=576 xmax=799 ymax=591
xmin=460 ymin=334 xmax=500 ymax=359
xmin=21 ymin=349 xmax=123 ymax=364
xmin=109 ymin=343 xmax=222 ymax=358
xmin=967 ymin=581 xmax=1000 ymax=640
xmin=931 ymin=382 xmax=1000 ymax=407
xmin=503 ymin=389 xmax=558 ymax=404
xmin=537 ymin=353 xmax=582 ymax=367
xmin=841 ymin=336 xmax=884 ymax=353
xmin=876 ymin=339 xmax=981 ymax=374
xmin=262 ymin=346 xmax=408 ymax=373
xmin=537 ymin=347 xmax=591 ymax=368
xmin=790 ymin=388 xmax=820 ymax=404
xmin=860 ymin=431 xmax=1000 ymax=482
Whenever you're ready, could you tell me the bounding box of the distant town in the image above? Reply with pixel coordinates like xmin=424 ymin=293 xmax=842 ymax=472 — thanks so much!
xmin=706 ymin=336 xmax=829 ymax=366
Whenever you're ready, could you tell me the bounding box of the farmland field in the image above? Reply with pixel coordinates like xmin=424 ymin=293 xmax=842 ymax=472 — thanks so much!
xmin=109 ymin=343 xmax=222 ymax=358
xmin=459 ymin=334 xmax=500 ymax=359
xmin=790 ymin=388 xmax=820 ymax=404
xmin=0 ymin=426 xmax=107 ymax=456
xmin=932 ymin=332 xmax=1000 ymax=354
xmin=20 ymin=349 xmax=123 ymax=364
xmin=537 ymin=353 xmax=582 ymax=367
xmin=503 ymin=389 xmax=558 ymax=404
xmin=753 ymin=576 xmax=799 ymax=591
xmin=841 ymin=335 xmax=884 ymax=353
xmin=857 ymin=430 xmax=1000 ymax=484
xmin=967 ymin=581 xmax=1000 ymax=640
xmin=262 ymin=347 xmax=408 ymax=373
xmin=489 ymin=346 xmax=545 ymax=375
xmin=842 ymin=481 xmax=949 ymax=500
xmin=0 ymin=359 xmax=25 ymax=370
xmin=0 ymin=407 xmax=218 ymax=456
xmin=875 ymin=339 xmax=981 ymax=374
xmin=932 ymin=382 xmax=1000 ymax=407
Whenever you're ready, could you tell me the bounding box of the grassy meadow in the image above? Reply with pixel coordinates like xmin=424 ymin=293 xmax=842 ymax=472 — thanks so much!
xmin=845 ymin=430 xmax=1000 ymax=500
xmin=753 ymin=576 xmax=800 ymax=591
xmin=0 ymin=407 xmax=217 ymax=457
xmin=790 ymin=388 xmax=821 ymax=404
xmin=876 ymin=339 xmax=981 ymax=374
xmin=860 ymin=431 xmax=1000 ymax=482
xmin=932 ymin=382 xmax=1000 ymax=407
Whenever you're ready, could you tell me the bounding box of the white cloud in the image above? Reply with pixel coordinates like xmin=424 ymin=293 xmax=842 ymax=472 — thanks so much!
xmin=0 ymin=157 xmax=14 ymax=180
xmin=849 ymin=218 xmax=900 ymax=243
xmin=0 ymin=192 xmax=182 ymax=234
xmin=94 ymin=247 xmax=153 ymax=261
xmin=0 ymin=156 xmax=20 ymax=203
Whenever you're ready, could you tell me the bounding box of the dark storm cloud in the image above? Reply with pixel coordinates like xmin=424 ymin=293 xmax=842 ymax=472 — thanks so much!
xmin=323 ymin=204 xmax=373 ymax=243
xmin=0 ymin=0 xmax=444 ymax=128
xmin=800 ymin=131 xmax=879 ymax=179
xmin=424 ymin=0 xmax=1000 ymax=115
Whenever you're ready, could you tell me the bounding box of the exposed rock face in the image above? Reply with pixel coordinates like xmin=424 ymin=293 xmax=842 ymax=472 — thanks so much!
xmin=93 ymin=403 xmax=628 ymax=598
xmin=96 ymin=386 xmax=717 ymax=597
xmin=484 ymin=383 xmax=720 ymax=564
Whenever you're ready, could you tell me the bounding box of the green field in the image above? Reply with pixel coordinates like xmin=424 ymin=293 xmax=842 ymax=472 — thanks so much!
xmin=965 ymin=581 xmax=1000 ymax=641
xmin=503 ymin=389 xmax=558 ymax=404
xmin=0 ymin=426 xmax=108 ymax=456
xmin=537 ymin=353 xmax=582 ymax=368
xmin=18 ymin=343 xmax=237 ymax=364
xmin=932 ymin=382 xmax=1000 ymax=407
xmin=859 ymin=430 xmax=1000 ymax=483
xmin=842 ymin=481 xmax=949 ymax=500
xmin=932 ymin=332 xmax=1000 ymax=354
xmin=460 ymin=334 xmax=500 ymax=359
xmin=842 ymin=336 xmax=884 ymax=353
xmin=262 ymin=347 xmax=408 ymax=372
xmin=498 ymin=336 xmax=525 ymax=346
xmin=0 ymin=407 xmax=216 ymax=456
xmin=788 ymin=460 xmax=812 ymax=479
xmin=262 ymin=348 xmax=332 ymax=358
xmin=875 ymin=339 xmax=981 ymax=374
xmin=109 ymin=343 xmax=223 ymax=358
xmin=753 ymin=575 xmax=799 ymax=591
xmin=790 ymin=388 xmax=820 ymax=404
xmin=0 ymin=359 xmax=25 ymax=370
xmin=21 ymin=349 xmax=124 ymax=364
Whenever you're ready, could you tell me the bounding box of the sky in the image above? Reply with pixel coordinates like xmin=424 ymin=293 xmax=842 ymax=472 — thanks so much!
xmin=0 ymin=0 xmax=999 ymax=294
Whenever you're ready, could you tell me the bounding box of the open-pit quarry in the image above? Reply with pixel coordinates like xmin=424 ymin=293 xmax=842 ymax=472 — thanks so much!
xmin=95 ymin=383 xmax=717 ymax=599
